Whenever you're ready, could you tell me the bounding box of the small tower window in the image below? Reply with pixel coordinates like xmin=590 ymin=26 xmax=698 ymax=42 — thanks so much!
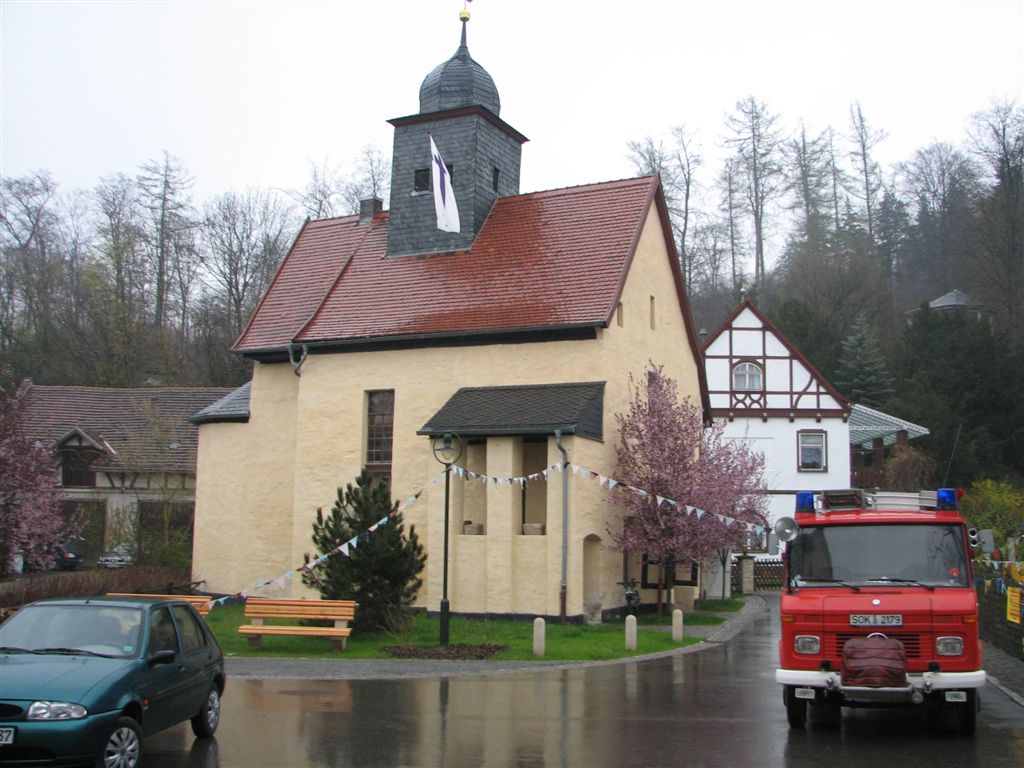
xmin=414 ymin=169 xmax=430 ymax=193
xmin=732 ymin=362 xmax=763 ymax=391
xmin=492 ymin=167 xmax=500 ymax=192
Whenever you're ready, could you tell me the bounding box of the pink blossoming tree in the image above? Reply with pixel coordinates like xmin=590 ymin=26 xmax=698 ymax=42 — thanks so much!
xmin=609 ymin=363 xmax=768 ymax=600
xmin=0 ymin=371 xmax=67 ymax=574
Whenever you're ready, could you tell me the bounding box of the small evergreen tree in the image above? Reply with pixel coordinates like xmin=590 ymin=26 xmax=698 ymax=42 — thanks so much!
xmin=834 ymin=316 xmax=894 ymax=407
xmin=302 ymin=470 xmax=426 ymax=632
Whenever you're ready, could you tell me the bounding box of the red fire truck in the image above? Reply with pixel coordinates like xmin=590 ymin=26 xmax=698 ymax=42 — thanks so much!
xmin=774 ymin=488 xmax=986 ymax=734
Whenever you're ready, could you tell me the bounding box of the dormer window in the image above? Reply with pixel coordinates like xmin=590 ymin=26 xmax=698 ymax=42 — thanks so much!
xmin=732 ymin=362 xmax=763 ymax=391
xmin=60 ymin=446 xmax=101 ymax=488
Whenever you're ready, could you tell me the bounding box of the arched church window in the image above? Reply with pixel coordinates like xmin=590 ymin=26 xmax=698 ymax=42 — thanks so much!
xmin=732 ymin=362 xmax=763 ymax=392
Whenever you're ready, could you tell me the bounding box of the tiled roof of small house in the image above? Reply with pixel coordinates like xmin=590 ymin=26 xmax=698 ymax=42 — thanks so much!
xmin=20 ymin=384 xmax=233 ymax=473
xmin=235 ymin=175 xmax=694 ymax=356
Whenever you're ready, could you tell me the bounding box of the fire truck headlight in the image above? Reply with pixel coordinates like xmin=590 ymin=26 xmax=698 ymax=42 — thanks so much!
xmin=936 ymin=637 xmax=964 ymax=656
xmin=795 ymin=636 xmax=821 ymax=654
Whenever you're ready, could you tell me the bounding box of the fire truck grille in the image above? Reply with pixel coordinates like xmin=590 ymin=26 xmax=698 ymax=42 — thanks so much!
xmin=830 ymin=633 xmax=924 ymax=659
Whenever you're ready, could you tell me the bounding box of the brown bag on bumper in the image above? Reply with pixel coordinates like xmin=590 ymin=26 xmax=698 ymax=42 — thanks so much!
xmin=841 ymin=635 xmax=907 ymax=687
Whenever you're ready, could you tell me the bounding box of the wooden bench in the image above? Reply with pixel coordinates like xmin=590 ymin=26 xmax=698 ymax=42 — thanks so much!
xmin=106 ymin=593 xmax=213 ymax=616
xmin=238 ymin=598 xmax=357 ymax=651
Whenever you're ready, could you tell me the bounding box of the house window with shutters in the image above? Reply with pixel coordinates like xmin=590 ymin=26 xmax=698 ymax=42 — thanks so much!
xmin=366 ymin=390 xmax=395 ymax=486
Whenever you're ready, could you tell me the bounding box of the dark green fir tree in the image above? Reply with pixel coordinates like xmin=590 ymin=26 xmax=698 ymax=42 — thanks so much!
xmin=302 ymin=470 xmax=426 ymax=632
xmin=834 ymin=316 xmax=894 ymax=408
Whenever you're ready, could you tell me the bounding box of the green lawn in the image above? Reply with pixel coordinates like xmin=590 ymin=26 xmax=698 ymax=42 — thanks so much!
xmin=204 ymin=598 xmax=744 ymax=661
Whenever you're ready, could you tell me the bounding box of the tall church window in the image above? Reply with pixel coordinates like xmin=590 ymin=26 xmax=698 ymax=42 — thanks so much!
xmin=366 ymin=390 xmax=395 ymax=485
xmin=732 ymin=361 xmax=763 ymax=392
xmin=414 ymin=169 xmax=430 ymax=193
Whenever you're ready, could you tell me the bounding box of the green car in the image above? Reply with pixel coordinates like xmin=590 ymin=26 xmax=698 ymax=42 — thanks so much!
xmin=0 ymin=596 xmax=225 ymax=767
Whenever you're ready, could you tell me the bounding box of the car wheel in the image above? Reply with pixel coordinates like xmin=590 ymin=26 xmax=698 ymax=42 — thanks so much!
xmin=98 ymin=716 xmax=142 ymax=768
xmin=191 ymin=685 xmax=222 ymax=738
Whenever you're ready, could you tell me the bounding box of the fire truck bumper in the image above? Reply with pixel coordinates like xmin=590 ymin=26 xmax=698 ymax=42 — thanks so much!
xmin=776 ymin=668 xmax=987 ymax=703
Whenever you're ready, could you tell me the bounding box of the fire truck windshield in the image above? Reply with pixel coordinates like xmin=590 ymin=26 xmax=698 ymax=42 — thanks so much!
xmin=789 ymin=523 xmax=969 ymax=588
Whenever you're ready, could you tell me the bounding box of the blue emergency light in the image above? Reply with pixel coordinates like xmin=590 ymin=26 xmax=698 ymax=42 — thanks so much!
xmin=936 ymin=487 xmax=958 ymax=510
xmin=795 ymin=491 xmax=815 ymax=513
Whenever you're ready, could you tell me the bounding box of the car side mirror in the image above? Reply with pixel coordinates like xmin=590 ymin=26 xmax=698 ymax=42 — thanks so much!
xmin=147 ymin=650 xmax=176 ymax=666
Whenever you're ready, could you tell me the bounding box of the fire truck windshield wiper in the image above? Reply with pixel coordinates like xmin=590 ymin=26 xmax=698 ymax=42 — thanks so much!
xmin=866 ymin=577 xmax=936 ymax=591
xmin=799 ymin=578 xmax=861 ymax=592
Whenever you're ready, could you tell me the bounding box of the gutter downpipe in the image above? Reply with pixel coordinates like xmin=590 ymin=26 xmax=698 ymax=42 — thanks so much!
xmin=289 ymin=343 xmax=309 ymax=377
xmin=555 ymin=429 xmax=569 ymax=622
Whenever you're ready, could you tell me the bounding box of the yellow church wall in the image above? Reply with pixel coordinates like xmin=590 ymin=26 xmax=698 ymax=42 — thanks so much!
xmin=193 ymin=200 xmax=705 ymax=614
xmin=192 ymin=364 xmax=299 ymax=593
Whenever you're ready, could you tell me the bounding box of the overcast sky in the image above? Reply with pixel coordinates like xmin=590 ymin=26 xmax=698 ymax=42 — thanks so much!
xmin=2 ymin=0 xmax=1022 ymax=204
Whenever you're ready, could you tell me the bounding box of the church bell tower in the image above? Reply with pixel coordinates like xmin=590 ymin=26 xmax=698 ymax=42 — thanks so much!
xmin=386 ymin=10 xmax=528 ymax=257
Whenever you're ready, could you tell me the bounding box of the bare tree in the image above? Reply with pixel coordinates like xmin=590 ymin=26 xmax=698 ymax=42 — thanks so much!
xmin=290 ymin=159 xmax=344 ymax=220
xmin=200 ymin=188 xmax=295 ymax=338
xmin=784 ymin=122 xmax=832 ymax=241
xmin=899 ymin=142 xmax=981 ymax=295
xmin=627 ymin=126 xmax=703 ymax=282
xmin=716 ymin=158 xmax=745 ymax=292
xmin=137 ymin=152 xmax=195 ymax=330
xmin=969 ymin=101 xmax=1024 ymax=341
xmin=848 ymin=102 xmax=887 ymax=244
xmin=725 ymin=96 xmax=784 ymax=289
xmin=86 ymin=174 xmax=153 ymax=385
xmin=0 ymin=173 xmax=65 ymax=372
xmin=341 ymin=144 xmax=391 ymax=215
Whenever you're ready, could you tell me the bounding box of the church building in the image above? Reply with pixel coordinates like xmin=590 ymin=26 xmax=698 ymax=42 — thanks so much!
xmin=191 ymin=13 xmax=708 ymax=619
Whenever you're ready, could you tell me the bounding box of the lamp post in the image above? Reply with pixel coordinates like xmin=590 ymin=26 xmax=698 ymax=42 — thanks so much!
xmin=431 ymin=431 xmax=463 ymax=646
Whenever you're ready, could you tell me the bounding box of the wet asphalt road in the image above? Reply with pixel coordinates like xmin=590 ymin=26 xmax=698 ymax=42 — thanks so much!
xmin=140 ymin=599 xmax=1024 ymax=768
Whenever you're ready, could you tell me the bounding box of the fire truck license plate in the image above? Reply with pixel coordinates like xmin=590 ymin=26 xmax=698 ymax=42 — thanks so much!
xmin=850 ymin=614 xmax=903 ymax=626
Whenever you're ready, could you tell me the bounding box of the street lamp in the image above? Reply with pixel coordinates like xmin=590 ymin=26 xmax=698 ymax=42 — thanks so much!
xmin=431 ymin=431 xmax=463 ymax=646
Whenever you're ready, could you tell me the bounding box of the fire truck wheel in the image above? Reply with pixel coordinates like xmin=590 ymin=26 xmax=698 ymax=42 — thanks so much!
xmin=955 ymin=690 xmax=978 ymax=736
xmin=783 ymin=686 xmax=807 ymax=729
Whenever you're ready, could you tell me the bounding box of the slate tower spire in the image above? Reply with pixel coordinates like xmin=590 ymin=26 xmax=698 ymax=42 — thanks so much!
xmin=386 ymin=10 xmax=528 ymax=257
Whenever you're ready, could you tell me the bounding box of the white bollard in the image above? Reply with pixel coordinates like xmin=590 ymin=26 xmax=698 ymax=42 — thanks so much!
xmin=625 ymin=614 xmax=637 ymax=651
xmin=672 ymin=608 xmax=684 ymax=642
xmin=533 ymin=617 xmax=546 ymax=657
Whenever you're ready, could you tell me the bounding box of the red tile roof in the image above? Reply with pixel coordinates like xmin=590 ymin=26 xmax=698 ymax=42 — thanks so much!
xmin=20 ymin=385 xmax=234 ymax=473
xmin=234 ymin=176 xmax=666 ymax=352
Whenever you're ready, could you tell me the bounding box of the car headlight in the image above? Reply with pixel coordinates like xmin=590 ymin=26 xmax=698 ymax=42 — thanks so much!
xmin=936 ymin=637 xmax=964 ymax=656
xmin=795 ymin=635 xmax=821 ymax=654
xmin=27 ymin=701 xmax=88 ymax=720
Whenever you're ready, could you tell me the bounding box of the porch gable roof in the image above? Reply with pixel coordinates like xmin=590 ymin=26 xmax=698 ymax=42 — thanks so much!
xmin=418 ymin=382 xmax=605 ymax=441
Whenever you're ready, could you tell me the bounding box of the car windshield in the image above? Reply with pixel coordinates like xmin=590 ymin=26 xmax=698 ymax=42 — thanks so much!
xmin=0 ymin=604 xmax=144 ymax=658
xmin=789 ymin=523 xmax=969 ymax=588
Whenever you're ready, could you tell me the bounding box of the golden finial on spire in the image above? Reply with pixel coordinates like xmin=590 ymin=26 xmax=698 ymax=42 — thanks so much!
xmin=460 ymin=0 xmax=471 ymax=22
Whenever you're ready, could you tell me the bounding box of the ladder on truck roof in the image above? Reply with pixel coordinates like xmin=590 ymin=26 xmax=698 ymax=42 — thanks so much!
xmin=866 ymin=490 xmax=939 ymax=510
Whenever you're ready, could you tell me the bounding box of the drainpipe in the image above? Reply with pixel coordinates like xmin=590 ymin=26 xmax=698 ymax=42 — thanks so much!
xmin=289 ymin=343 xmax=309 ymax=377
xmin=555 ymin=429 xmax=569 ymax=622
